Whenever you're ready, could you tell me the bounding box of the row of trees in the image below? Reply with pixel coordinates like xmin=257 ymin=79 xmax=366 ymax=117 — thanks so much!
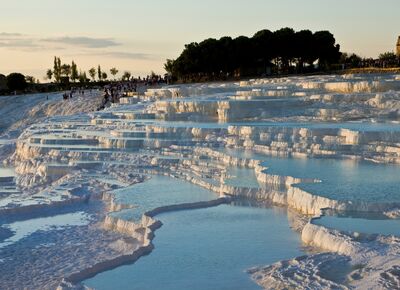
xmin=0 ymin=57 xmax=135 ymax=94
xmin=340 ymin=52 xmax=400 ymax=69
xmin=47 ymin=57 xmax=133 ymax=83
xmin=164 ymin=28 xmax=342 ymax=81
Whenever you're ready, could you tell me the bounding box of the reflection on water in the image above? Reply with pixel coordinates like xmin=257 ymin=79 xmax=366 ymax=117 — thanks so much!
xmin=225 ymin=167 xmax=260 ymax=188
xmin=223 ymin=148 xmax=400 ymax=203
xmin=314 ymin=211 xmax=400 ymax=236
xmin=110 ymin=175 xmax=217 ymax=221
xmin=0 ymin=211 xmax=91 ymax=249
xmin=85 ymin=203 xmax=303 ymax=290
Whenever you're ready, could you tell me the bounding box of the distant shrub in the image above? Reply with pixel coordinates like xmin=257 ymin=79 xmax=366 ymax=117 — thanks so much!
xmin=6 ymin=73 xmax=27 ymax=91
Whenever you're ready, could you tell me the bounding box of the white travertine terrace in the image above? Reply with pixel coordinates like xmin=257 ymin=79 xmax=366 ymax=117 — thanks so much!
xmin=1 ymin=74 xmax=400 ymax=289
xmin=251 ymin=220 xmax=400 ymax=290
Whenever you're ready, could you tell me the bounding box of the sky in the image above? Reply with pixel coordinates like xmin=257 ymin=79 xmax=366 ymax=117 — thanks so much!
xmin=0 ymin=0 xmax=399 ymax=80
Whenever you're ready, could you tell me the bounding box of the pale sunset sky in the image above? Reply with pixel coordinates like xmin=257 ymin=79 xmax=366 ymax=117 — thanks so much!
xmin=0 ymin=0 xmax=399 ymax=79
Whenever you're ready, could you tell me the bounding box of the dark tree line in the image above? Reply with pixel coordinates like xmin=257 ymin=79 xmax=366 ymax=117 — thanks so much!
xmin=0 ymin=73 xmax=27 ymax=92
xmin=340 ymin=52 xmax=400 ymax=69
xmin=165 ymin=28 xmax=341 ymax=81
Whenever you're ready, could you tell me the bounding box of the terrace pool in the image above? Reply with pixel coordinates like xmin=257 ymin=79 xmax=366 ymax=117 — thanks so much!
xmin=85 ymin=202 xmax=304 ymax=290
xmin=223 ymin=148 xmax=400 ymax=203
xmin=110 ymin=175 xmax=217 ymax=221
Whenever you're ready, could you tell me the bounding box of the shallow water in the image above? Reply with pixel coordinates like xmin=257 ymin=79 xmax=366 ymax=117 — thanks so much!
xmin=110 ymin=175 xmax=217 ymax=221
xmin=225 ymin=167 xmax=260 ymax=188
xmin=223 ymin=148 xmax=400 ymax=203
xmin=85 ymin=203 xmax=303 ymax=290
xmin=0 ymin=211 xmax=91 ymax=249
xmin=313 ymin=213 xmax=400 ymax=236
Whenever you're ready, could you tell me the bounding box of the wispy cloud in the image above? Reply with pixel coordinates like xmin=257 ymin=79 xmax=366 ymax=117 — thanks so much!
xmin=0 ymin=33 xmax=41 ymax=50
xmin=41 ymin=36 xmax=120 ymax=48
xmin=0 ymin=33 xmax=159 ymax=61
xmin=0 ymin=33 xmax=123 ymax=51
xmin=0 ymin=32 xmax=55 ymax=50
xmin=0 ymin=40 xmax=37 ymax=48
xmin=0 ymin=32 xmax=23 ymax=37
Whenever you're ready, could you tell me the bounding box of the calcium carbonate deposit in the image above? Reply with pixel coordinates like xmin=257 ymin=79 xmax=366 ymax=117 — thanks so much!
xmin=1 ymin=74 xmax=400 ymax=290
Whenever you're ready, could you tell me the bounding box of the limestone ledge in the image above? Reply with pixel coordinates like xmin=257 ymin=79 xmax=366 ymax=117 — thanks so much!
xmin=250 ymin=215 xmax=400 ymax=289
xmin=59 ymin=174 xmax=230 ymax=290
xmin=226 ymin=125 xmax=400 ymax=164
xmin=302 ymin=222 xmax=363 ymax=255
xmin=191 ymin=148 xmax=400 ymax=215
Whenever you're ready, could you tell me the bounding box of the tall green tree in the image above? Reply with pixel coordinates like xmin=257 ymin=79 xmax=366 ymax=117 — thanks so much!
xmin=61 ymin=64 xmax=71 ymax=78
xmin=253 ymin=30 xmax=273 ymax=73
xmin=79 ymin=71 xmax=88 ymax=83
xmin=70 ymin=61 xmax=79 ymax=82
xmin=53 ymin=56 xmax=62 ymax=83
xmin=313 ymin=31 xmax=341 ymax=70
xmin=293 ymin=30 xmax=316 ymax=70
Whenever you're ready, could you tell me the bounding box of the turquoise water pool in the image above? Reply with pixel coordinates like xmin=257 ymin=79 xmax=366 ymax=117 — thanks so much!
xmin=313 ymin=212 xmax=400 ymax=236
xmin=85 ymin=203 xmax=304 ymax=290
xmin=0 ymin=211 xmax=91 ymax=249
xmin=225 ymin=167 xmax=260 ymax=188
xmin=223 ymin=148 xmax=400 ymax=203
xmin=110 ymin=175 xmax=217 ymax=221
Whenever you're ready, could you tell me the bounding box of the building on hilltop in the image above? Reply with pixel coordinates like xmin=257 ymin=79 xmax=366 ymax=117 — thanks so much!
xmin=397 ymin=36 xmax=400 ymax=57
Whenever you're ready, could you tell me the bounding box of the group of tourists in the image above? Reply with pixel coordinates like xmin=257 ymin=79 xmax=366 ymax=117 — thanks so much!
xmin=103 ymin=82 xmax=137 ymax=104
xmin=61 ymin=74 xmax=171 ymax=111
xmin=97 ymin=79 xmax=142 ymax=110
xmin=62 ymin=87 xmax=87 ymax=100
